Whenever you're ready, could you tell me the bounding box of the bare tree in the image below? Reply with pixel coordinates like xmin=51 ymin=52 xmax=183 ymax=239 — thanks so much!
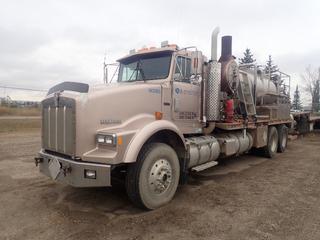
xmin=301 ymin=65 xmax=320 ymax=112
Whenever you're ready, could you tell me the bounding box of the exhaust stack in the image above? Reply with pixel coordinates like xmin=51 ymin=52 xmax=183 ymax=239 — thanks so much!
xmin=219 ymin=35 xmax=239 ymax=95
xmin=206 ymin=27 xmax=221 ymax=122
xmin=211 ymin=27 xmax=220 ymax=61
xmin=220 ymin=35 xmax=233 ymax=62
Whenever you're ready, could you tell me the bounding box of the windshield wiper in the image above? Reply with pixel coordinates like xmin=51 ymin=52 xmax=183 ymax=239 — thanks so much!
xmin=127 ymin=60 xmax=146 ymax=82
xmin=128 ymin=63 xmax=138 ymax=81
xmin=138 ymin=61 xmax=146 ymax=81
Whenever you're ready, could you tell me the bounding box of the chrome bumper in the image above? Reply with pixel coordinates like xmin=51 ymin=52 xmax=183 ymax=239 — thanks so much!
xmin=37 ymin=150 xmax=111 ymax=187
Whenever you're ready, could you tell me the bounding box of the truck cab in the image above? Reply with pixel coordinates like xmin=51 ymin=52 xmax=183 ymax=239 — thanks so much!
xmin=36 ymin=28 xmax=292 ymax=210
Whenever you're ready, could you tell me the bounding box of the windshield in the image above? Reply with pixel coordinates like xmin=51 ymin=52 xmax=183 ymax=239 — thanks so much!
xmin=118 ymin=51 xmax=172 ymax=82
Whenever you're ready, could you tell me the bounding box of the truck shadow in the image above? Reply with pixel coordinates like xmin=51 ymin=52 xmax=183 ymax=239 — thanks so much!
xmin=40 ymin=154 xmax=268 ymax=217
xmin=41 ymin=182 xmax=143 ymax=218
xmin=189 ymin=153 xmax=268 ymax=183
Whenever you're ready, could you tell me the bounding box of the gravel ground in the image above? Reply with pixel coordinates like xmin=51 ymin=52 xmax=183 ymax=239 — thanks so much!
xmin=0 ymin=130 xmax=319 ymax=240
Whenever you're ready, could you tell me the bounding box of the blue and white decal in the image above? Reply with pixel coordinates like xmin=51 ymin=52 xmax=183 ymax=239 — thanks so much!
xmin=174 ymin=87 xmax=199 ymax=96
xmin=175 ymin=88 xmax=182 ymax=94
xmin=148 ymin=88 xmax=161 ymax=94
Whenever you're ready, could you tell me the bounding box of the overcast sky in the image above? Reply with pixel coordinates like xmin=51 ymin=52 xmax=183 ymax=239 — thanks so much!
xmin=0 ymin=0 xmax=319 ymax=102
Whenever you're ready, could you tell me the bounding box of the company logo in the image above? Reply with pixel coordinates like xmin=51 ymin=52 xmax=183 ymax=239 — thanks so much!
xmin=175 ymin=88 xmax=182 ymax=94
xmin=148 ymin=88 xmax=161 ymax=94
xmin=100 ymin=119 xmax=122 ymax=125
xmin=175 ymin=87 xmax=199 ymax=96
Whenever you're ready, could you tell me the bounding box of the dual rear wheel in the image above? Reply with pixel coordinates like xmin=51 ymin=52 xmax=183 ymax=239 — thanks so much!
xmin=262 ymin=124 xmax=288 ymax=158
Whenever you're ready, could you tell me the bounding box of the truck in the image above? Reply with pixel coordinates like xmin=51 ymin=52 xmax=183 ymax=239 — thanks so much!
xmin=291 ymin=111 xmax=320 ymax=134
xmin=35 ymin=27 xmax=292 ymax=209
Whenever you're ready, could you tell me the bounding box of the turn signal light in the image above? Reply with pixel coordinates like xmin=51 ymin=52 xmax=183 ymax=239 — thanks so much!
xmin=155 ymin=111 xmax=163 ymax=120
xmin=117 ymin=136 xmax=123 ymax=145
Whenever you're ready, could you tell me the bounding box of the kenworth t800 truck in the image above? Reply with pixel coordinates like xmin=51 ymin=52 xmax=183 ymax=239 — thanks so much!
xmin=35 ymin=27 xmax=292 ymax=209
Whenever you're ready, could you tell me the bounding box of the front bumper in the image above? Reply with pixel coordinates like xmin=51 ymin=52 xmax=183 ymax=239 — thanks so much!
xmin=36 ymin=151 xmax=111 ymax=187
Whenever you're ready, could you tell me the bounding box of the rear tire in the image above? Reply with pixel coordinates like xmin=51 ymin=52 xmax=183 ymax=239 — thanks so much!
xmin=277 ymin=125 xmax=288 ymax=153
xmin=126 ymin=143 xmax=180 ymax=210
xmin=262 ymin=126 xmax=278 ymax=158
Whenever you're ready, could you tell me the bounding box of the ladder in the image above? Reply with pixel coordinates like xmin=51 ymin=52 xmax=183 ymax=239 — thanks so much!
xmin=238 ymin=73 xmax=256 ymax=116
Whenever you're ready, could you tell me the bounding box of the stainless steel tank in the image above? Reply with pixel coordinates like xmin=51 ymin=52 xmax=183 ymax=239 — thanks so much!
xmin=244 ymin=70 xmax=277 ymax=97
xmin=219 ymin=35 xmax=278 ymax=99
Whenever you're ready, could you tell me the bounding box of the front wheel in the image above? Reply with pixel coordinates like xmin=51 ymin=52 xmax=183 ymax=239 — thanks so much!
xmin=126 ymin=143 xmax=180 ymax=210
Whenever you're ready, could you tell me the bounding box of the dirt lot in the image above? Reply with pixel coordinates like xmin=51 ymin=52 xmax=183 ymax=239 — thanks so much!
xmin=0 ymin=129 xmax=319 ymax=240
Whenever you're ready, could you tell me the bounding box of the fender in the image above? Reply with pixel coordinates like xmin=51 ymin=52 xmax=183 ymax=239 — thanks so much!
xmin=123 ymin=120 xmax=186 ymax=163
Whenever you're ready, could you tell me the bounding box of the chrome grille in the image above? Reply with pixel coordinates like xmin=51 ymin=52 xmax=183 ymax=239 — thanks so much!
xmin=42 ymin=97 xmax=76 ymax=156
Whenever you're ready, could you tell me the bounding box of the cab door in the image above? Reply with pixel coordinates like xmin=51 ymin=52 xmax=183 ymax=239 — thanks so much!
xmin=171 ymin=56 xmax=202 ymax=133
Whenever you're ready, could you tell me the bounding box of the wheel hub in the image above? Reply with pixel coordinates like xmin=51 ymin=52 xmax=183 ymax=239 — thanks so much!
xmin=149 ymin=159 xmax=172 ymax=194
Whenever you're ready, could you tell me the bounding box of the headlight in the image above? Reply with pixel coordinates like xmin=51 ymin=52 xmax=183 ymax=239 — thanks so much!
xmin=96 ymin=134 xmax=117 ymax=146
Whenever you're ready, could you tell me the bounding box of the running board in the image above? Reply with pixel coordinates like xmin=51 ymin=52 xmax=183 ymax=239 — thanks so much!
xmin=191 ymin=161 xmax=218 ymax=172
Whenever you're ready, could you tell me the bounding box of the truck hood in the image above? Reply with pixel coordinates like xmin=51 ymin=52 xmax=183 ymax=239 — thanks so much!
xmin=74 ymin=82 xmax=162 ymax=157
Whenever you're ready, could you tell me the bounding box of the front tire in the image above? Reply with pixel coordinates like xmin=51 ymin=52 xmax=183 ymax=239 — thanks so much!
xmin=126 ymin=143 xmax=180 ymax=210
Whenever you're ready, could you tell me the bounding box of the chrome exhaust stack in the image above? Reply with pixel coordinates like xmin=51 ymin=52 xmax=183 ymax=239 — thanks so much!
xmin=211 ymin=27 xmax=220 ymax=61
xmin=205 ymin=27 xmax=221 ymax=122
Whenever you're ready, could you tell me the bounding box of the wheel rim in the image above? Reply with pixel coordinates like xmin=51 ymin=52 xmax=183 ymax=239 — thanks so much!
xmin=149 ymin=159 xmax=172 ymax=194
xmin=271 ymin=133 xmax=277 ymax=153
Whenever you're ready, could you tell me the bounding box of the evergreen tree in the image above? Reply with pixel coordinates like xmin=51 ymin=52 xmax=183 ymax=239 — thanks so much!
xmin=313 ymin=79 xmax=320 ymax=112
xmin=292 ymin=85 xmax=302 ymax=110
xmin=264 ymin=55 xmax=280 ymax=86
xmin=239 ymin=48 xmax=256 ymax=64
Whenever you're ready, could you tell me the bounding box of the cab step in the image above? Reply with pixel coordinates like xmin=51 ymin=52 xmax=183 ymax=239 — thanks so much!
xmin=191 ymin=161 xmax=218 ymax=172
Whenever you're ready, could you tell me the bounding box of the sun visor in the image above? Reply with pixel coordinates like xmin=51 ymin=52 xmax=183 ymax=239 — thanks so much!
xmin=47 ymin=81 xmax=89 ymax=95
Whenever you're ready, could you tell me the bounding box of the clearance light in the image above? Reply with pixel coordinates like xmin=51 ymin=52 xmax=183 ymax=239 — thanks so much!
xmin=161 ymin=41 xmax=169 ymax=48
xmin=168 ymin=44 xmax=178 ymax=49
xmin=138 ymin=47 xmax=149 ymax=52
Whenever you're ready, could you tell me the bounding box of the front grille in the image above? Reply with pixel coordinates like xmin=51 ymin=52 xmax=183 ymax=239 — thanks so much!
xmin=42 ymin=96 xmax=76 ymax=156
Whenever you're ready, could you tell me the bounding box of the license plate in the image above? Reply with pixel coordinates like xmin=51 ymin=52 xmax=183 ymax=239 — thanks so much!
xmin=48 ymin=158 xmax=61 ymax=180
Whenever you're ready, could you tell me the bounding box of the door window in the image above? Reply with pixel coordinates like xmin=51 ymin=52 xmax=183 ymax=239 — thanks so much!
xmin=174 ymin=56 xmax=191 ymax=82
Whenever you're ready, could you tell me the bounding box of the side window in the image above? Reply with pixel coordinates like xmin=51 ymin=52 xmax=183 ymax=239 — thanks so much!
xmin=174 ymin=56 xmax=191 ymax=82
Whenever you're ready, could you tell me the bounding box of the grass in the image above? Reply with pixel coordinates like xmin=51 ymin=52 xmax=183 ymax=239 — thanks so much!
xmin=0 ymin=106 xmax=40 ymax=116
xmin=0 ymin=119 xmax=41 ymax=133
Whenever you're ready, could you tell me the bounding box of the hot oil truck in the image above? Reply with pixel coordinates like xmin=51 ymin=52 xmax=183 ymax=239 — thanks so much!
xmin=35 ymin=27 xmax=292 ymax=209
